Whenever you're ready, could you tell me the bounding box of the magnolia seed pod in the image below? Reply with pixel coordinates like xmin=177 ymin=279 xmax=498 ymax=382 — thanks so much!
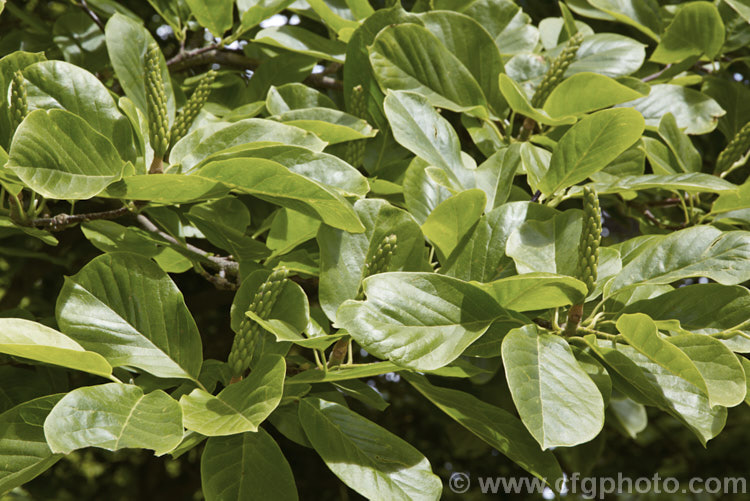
xmin=531 ymin=32 xmax=584 ymax=108
xmin=145 ymin=43 xmax=170 ymax=158
xmin=365 ymin=233 xmax=397 ymax=277
xmin=576 ymin=187 xmax=601 ymax=295
xmin=170 ymin=69 xmax=217 ymax=146
xmin=344 ymin=85 xmax=368 ymax=168
xmin=715 ymin=121 xmax=750 ymax=175
xmin=10 ymin=70 xmax=27 ymax=136
xmin=227 ymin=267 xmax=290 ymax=378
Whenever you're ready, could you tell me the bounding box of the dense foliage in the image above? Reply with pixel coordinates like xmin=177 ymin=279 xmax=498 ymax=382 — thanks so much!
xmin=2 ymin=0 xmax=750 ymax=499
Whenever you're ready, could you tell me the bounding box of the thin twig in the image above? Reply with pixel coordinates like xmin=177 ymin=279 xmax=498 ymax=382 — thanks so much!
xmin=136 ymin=214 xmax=239 ymax=276
xmin=29 ymin=206 xmax=132 ymax=231
xmin=641 ymin=64 xmax=672 ymax=83
xmin=77 ymin=0 xmax=105 ymax=32
xmin=166 ymin=43 xmax=220 ymax=67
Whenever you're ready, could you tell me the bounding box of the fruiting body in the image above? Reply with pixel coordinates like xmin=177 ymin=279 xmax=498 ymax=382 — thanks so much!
xmin=10 ymin=70 xmax=27 ymax=135
xmin=228 ymin=268 xmax=289 ymax=378
xmin=715 ymin=121 xmax=750 ymax=175
xmin=365 ymin=233 xmax=397 ymax=278
xmin=170 ymin=69 xmax=216 ymax=147
xmin=576 ymin=186 xmax=602 ymax=295
xmin=344 ymin=85 xmax=367 ymax=168
xmin=145 ymin=43 xmax=170 ymax=160
xmin=531 ymin=32 xmax=584 ymax=108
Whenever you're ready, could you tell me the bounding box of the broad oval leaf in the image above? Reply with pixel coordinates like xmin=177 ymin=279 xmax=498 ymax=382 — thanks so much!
xmin=498 ymin=74 xmax=577 ymax=126
xmin=538 ymin=108 xmax=645 ymax=195
xmin=180 ymin=356 xmax=285 ymax=436
xmin=651 ymin=2 xmax=724 ymax=64
xmin=501 ymin=324 xmax=605 ymax=449
xmin=0 ymin=395 xmax=63 ymax=494
xmin=56 ymin=252 xmax=203 ymax=380
xmin=8 ymin=109 xmax=125 ymax=200
xmin=0 ymin=318 xmax=112 ymax=377
xmin=44 ymin=383 xmax=183 ymax=455
xmin=299 ymin=397 xmax=442 ymax=501
xmin=422 ymin=189 xmax=486 ymax=261
xmin=477 ymin=273 xmax=587 ymax=311
xmin=185 ymin=0 xmax=233 ymax=37
xmin=543 ymin=72 xmax=646 ymax=117
xmin=201 ymin=430 xmax=298 ymax=501
xmin=337 ymin=272 xmax=512 ymax=370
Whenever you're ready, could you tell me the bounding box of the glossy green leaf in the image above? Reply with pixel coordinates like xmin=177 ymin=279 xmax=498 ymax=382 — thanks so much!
xmin=422 ymin=189 xmax=486 ymax=261
xmin=103 ymin=173 xmax=230 ymax=203
xmin=44 ymin=383 xmax=183 ymax=455
xmin=337 ymin=273 xmax=513 ymax=370
xmin=405 ymin=374 xmax=563 ymax=485
xmin=56 ymin=252 xmax=203 ymax=380
xmin=255 ymin=26 xmax=346 ymax=63
xmin=501 ymin=324 xmax=605 ymax=449
xmin=201 ymin=429 xmax=298 ymax=501
xmin=606 ymin=226 xmax=750 ymax=295
xmin=506 ymin=210 xmax=582 ymax=276
xmin=0 ymin=395 xmax=63 ymax=494
xmin=618 ymin=84 xmax=725 ymax=134
xmin=0 ymin=318 xmax=111 ymax=377
xmin=477 ymin=273 xmax=587 ymax=311
xmin=197 ymin=158 xmax=364 ymax=233
xmin=538 ymin=108 xmax=645 ymax=195
xmin=272 ymin=108 xmax=376 ymax=144
xmin=299 ymin=397 xmax=442 ymax=501
xmin=586 ymin=0 xmax=661 ymax=40
xmin=8 ymin=109 xmax=125 ymax=199
xmin=180 ymin=356 xmax=285 ymax=436
xmin=651 ymin=2 xmax=724 ymax=64
xmin=565 ymin=33 xmax=646 ymax=78
xmin=318 ymin=198 xmax=429 ymax=320
xmin=498 ymin=74 xmax=577 ymax=126
xmin=543 ymin=72 xmax=645 ymax=117
xmin=185 ymin=0 xmax=233 ymax=37
xmin=571 ymin=174 xmax=737 ymax=196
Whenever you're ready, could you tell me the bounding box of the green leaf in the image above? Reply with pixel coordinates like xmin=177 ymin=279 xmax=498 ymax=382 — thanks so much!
xmin=287 ymin=361 xmax=402 ymax=385
xmin=0 ymin=395 xmax=63 ymax=494
xmin=498 ymin=74 xmax=577 ymax=126
xmin=585 ymin=338 xmax=726 ymax=444
xmin=171 ymin=119 xmax=326 ymax=173
xmin=501 ymin=324 xmax=605 ymax=449
xmin=565 ymin=33 xmax=646 ymax=78
xmin=8 ymin=109 xmax=125 ymax=199
xmin=477 ymin=273 xmax=587 ymax=311
xmin=103 ymin=173 xmax=230 ymax=203
xmin=606 ymin=226 xmax=750 ymax=295
xmin=422 ymin=189 xmax=486 ymax=261
xmin=299 ymin=397 xmax=442 ymax=501
xmin=617 ymin=84 xmax=725 ymax=135
xmin=303 ymin=0 xmax=359 ymax=34
xmin=543 ymin=72 xmax=645 ymax=117
xmin=651 ymin=2 xmax=724 ymax=63
xmin=506 ymin=210 xmax=582 ymax=276
xmin=337 ymin=272 xmax=514 ymax=370
xmin=105 ymin=14 xmax=175 ymax=122
xmin=266 ymin=83 xmax=337 ymax=115
xmin=201 ymin=430 xmax=298 ymax=501
xmin=318 ymin=198 xmax=429 ymax=321
xmin=656 ymin=112 xmax=701 ymax=173
xmin=23 ymin=60 xmax=136 ymax=163
xmin=197 ymin=158 xmax=364 ymax=233
xmin=255 ymin=26 xmax=346 ymax=63
xmin=571 ymin=174 xmax=737 ymax=196
xmin=538 ymin=108 xmax=645 ymax=195
xmin=370 ymin=23 xmax=488 ymax=117
xmin=272 ymin=108 xmax=376 ymax=144
xmin=185 ymin=0 xmax=233 ymax=37
xmin=56 ymin=252 xmax=203 ymax=380
xmin=0 ymin=318 xmax=111 ymax=377
xmin=442 ymin=201 xmax=558 ymax=282
xmin=586 ymin=0 xmax=661 ymax=40
xmin=616 ymin=313 xmax=710 ymax=402
xmin=146 ymin=0 xmax=191 ymax=38
xmin=180 ymin=356 xmax=285 ymax=436
xmin=405 ymin=373 xmax=563 ymax=485
xmin=44 ymin=383 xmax=183 ymax=455
xmin=384 ymin=91 xmax=467 ymax=186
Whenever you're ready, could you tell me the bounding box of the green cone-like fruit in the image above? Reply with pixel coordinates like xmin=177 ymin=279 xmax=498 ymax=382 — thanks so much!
xmin=576 ymin=187 xmax=602 ymax=295
xmin=145 ymin=43 xmax=170 ymax=159
xmin=345 ymin=85 xmax=368 ymax=168
xmin=170 ymin=69 xmax=216 ymax=147
xmin=365 ymin=233 xmax=397 ymax=277
xmin=531 ymin=32 xmax=584 ymax=108
xmin=10 ymin=70 xmax=27 ymax=136
xmin=715 ymin=121 xmax=750 ymax=175
xmin=228 ymin=267 xmax=289 ymax=378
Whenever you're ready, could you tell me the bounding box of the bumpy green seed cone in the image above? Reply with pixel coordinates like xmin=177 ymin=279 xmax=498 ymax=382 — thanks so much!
xmin=10 ymin=70 xmax=27 ymax=136
xmin=715 ymin=121 xmax=750 ymax=175
xmin=228 ymin=267 xmax=289 ymax=378
xmin=170 ymin=69 xmax=216 ymax=147
xmin=345 ymin=85 xmax=368 ymax=168
xmin=531 ymin=32 xmax=584 ymax=108
xmin=145 ymin=43 xmax=170 ymax=159
xmin=576 ymin=187 xmax=602 ymax=295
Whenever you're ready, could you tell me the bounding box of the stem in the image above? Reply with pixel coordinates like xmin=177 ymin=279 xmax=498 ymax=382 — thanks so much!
xmin=28 ymin=205 xmax=132 ymax=231
xmin=563 ymin=303 xmax=583 ymax=336
xmin=76 ymin=0 xmax=105 ymax=32
xmin=149 ymin=156 xmax=164 ymax=175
